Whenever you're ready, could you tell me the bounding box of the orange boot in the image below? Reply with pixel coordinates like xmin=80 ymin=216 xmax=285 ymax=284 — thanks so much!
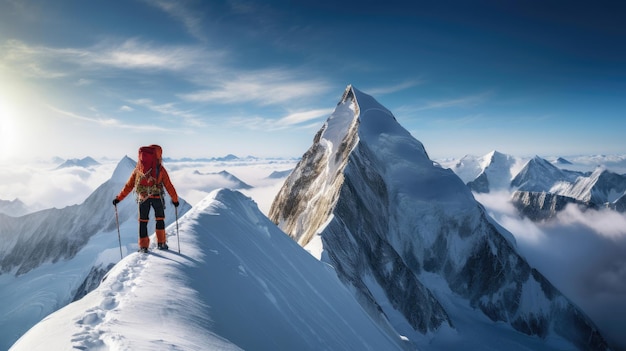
xmin=139 ymin=236 xmax=150 ymax=252
xmin=156 ymin=229 xmax=168 ymax=250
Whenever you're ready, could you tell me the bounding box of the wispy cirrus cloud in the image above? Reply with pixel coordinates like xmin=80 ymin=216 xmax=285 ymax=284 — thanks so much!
xmin=364 ymin=80 xmax=423 ymax=96
xmin=228 ymin=108 xmax=332 ymax=131
xmin=2 ymin=38 xmax=330 ymax=109
xmin=129 ymin=98 xmax=206 ymax=127
xmin=143 ymin=0 xmax=207 ymax=42
xmin=179 ymin=69 xmax=331 ymax=105
xmin=0 ymin=40 xmax=68 ymax=79
xmin=1 ymin=38 xmax=220 ymax=78
xmin=47 ymin=104 xmax=173 ymax=132
xmin=277 ymin=108 xmax=332 ymax=126
xmin=415 ymin=91 xmax=493 ymax=111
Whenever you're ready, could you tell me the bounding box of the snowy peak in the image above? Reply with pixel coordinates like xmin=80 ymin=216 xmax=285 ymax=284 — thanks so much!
xmin=554 ymin=156 xmax=573 ymax=165
xmin=453 ymin=154 xmax=483 ymax=183
xmin=192 ymin=170 xmax=252 ymax=189
xmin=55 ymin=157 xmax=100 ymax=169
xmin=12 ymin=189 xmax=408 ymax=351
xmin=450 ymin=150 xmax=522 ymax=193
xmin=468 ymin=150 xmax=519 ymax=192
xmin=270 ymin=86 xmax=609 ymax=350
xmin=111 ymin=156 xmax=137 ymax=183
xmin=511 ymin=155 xmax=575 ymax=191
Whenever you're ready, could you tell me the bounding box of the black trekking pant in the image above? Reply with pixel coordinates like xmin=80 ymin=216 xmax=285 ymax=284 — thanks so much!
xmin=138 ymin=197 xmax=165 ymax=238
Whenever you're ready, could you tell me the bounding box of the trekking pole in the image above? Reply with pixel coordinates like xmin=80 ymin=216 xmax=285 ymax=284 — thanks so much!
xmin=175 ymin=206 xmax=181 ymax=254
xmin=114 ymin=204 xmax=123 ymax=259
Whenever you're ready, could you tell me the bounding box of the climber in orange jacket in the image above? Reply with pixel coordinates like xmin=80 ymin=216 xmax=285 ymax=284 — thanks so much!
xmin=113 ymin=144 xmax=179 ymax=252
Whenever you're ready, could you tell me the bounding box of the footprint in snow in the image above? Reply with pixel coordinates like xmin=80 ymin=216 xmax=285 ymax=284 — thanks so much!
xmin=71 ymin=246 xmax=151 ymax=349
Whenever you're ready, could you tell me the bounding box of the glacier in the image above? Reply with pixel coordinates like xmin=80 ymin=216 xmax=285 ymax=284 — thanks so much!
xmin=270 ymin=85 xmax=609 ymax=350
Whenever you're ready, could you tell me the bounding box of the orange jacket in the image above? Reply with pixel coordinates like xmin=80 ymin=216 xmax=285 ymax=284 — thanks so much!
xmin=116 ymin=165 xmax=179 ymax=203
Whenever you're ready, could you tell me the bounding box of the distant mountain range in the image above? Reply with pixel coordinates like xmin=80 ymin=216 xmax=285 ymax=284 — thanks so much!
xmin=449 ymin=151 xmax=626 ymax=220
xmin=55 ymin=157 xmax=100 ymax=169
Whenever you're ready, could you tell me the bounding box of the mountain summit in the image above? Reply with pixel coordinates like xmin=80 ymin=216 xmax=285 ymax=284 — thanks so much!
xmin=270 ymin=85 xmax=609 ymax=350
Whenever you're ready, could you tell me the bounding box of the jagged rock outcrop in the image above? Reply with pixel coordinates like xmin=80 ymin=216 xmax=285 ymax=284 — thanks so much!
xmin=270 ymin=85 xmax=609 ymax=350
xmin=511 ymin=191 xmax=592 ymax=220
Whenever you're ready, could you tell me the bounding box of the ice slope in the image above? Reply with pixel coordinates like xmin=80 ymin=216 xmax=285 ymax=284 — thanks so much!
xmin=0 ymin=157 xmax=191 ymax=350
xmin=11 ymin=189 xmax=408 ymax=351
xmin=270 ymin=85 xmax=609 ymax=350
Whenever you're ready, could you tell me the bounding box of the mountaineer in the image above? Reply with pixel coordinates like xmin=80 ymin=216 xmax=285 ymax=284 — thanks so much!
xmin=113 ymin=144 xmax=179 ymax=252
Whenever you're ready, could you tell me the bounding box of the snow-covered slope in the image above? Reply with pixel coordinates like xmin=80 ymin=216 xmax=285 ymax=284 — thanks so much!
xmin=511 ymin=156 xmax=581 ymax=192
xmin=269 ymin=85 xmax=609 ymax=350
xmin=11 ymin=189 xmax=408 ymax=351
xmin=0 ymin=157 xmax=191 ymax=350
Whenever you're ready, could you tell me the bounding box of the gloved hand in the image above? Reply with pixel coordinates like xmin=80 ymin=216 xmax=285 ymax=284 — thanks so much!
xmin=172 ymin=200 xmax=179 ymax=207
xmin=112 ymin=198 xmax=120 ymax=206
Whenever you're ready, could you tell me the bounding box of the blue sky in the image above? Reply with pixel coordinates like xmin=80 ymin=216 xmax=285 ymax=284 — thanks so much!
xmin=0 ymin=0 xmax=624 ymax=161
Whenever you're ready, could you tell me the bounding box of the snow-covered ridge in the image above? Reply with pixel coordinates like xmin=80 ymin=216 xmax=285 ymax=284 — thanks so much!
xmin=11 ymin=188 xmax=408 ymax=351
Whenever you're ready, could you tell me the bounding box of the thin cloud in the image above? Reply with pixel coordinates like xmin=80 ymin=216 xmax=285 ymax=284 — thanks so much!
xmin=277 ymin=108 xmax=332 ymax=126
xmin=47 ymin=104 xmax=172 ymax=132
xmin=179 ymin=69 xmax=331 ymax=105
xmin=1 ymin=38 xmax=219 ymax=78
xmin=364 ymin=80 xmax=423 ymax=95
xmin=417 ymin=91 xmax=493 ymax=111
xmin=128 ymin=98 xmax=206 ymax=127
xmin=1 ymin=40 xmax=67 ymax=78
xmin=228 ymin=107 xmax=331 ymax=131
xmin=143 ymin=0 xmax=207 ymax=42
xmin=88 ymin=38 xmax=213 ymax=72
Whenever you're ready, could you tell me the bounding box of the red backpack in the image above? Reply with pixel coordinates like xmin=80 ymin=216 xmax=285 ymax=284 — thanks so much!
xmin=136 ymin=145 xmax=161 ymax=190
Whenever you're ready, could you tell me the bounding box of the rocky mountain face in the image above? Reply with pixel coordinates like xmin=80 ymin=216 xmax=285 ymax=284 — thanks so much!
xmin=511 ymin=191 xmax=592 ymax=221
xmin=269 ymin=85 xmax=609 ymax=350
